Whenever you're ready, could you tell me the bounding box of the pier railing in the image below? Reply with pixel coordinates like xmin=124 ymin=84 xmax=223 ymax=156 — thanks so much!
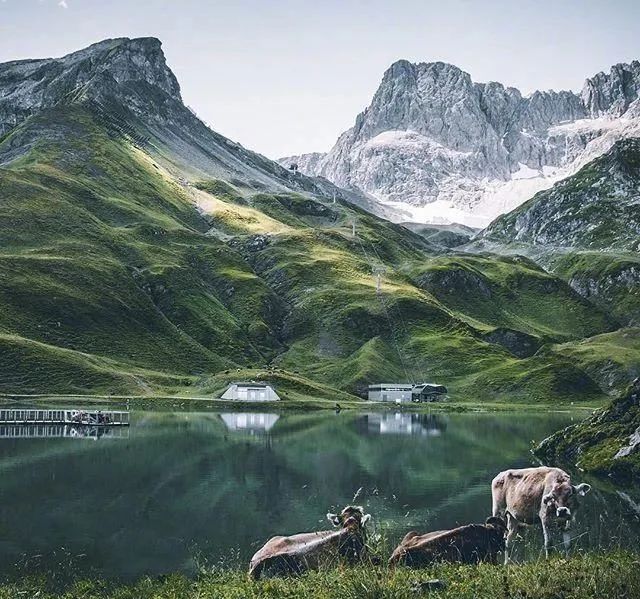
xmin=0 ymin=409 xmax=130 ymax=426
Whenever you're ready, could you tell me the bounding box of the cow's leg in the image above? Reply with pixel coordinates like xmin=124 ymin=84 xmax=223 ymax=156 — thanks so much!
xmin=562 ymin=520 xmax=573 ymax=556
xmin=491 ymin=486 xmax=503 ymax=518
xmin=541 ymin=518 xmax=552 ymax=559
xmin=504 ymin=514 xmax=518 ymax=564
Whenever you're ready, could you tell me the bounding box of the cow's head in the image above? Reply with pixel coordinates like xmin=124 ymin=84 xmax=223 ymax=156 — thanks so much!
xmin=326 ymin=505 xmax=371 ymax=531
xmin=542 ymin=479 xmax=591 ymax=522
xmin=485 ymin=516 xmax=507 ymax=534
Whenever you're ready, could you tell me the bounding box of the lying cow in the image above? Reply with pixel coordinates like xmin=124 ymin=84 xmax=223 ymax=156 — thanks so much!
xmin=491 ymin=466 xmax=591 ymax=562
xmin=388 ymin=517 xmax=507 ymax=568
xmin=248 ymin=505 xmax=371 ymax=580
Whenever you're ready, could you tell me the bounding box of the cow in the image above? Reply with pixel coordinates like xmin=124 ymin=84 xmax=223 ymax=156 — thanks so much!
xmin=388 ymin=517 xmax=507 ymax=568
xmin=248 ymin=505 xmax=371 ymax=580
xmin=491 ymin=466 xmax=591 ymax=562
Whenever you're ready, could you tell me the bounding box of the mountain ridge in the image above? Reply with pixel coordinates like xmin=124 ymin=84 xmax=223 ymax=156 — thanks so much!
xmin=0 ymin=36 xmax=404 ymax=220
xmin=0 ymin=37 xmax=636 ymax=403
xmin=280 ymin=58 xmax=640 ymax=226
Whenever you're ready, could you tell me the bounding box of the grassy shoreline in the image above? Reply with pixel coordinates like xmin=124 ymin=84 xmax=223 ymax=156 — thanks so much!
xmin=2 ymin=552 xmax=638 ymax=598
xmin=0 ymin=393 xmax=603 ymax=413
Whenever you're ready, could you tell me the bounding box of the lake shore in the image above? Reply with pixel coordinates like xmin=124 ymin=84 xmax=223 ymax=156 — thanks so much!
xmin=3 ymin=552 xmax=638 ymax=598
xmin=0 ymin=393 xmax=604 ymax=413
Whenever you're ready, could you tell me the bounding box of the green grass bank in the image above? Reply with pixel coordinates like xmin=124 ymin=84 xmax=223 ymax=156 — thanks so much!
xmin=3 ymin=552 xmax=638 ymax=599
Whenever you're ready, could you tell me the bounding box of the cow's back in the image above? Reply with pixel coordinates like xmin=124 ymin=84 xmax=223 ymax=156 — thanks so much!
xmin=390 ymin=524 xmax=503 ymax=567
xmin=249 ymin=530 xmax=343 ymax=579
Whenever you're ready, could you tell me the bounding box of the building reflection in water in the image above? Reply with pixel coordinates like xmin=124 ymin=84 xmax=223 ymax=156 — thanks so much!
xmin=357 ymin=412 xmax=447 ymax=436
xmin=219 ymin=413 xmax=280 ymax=434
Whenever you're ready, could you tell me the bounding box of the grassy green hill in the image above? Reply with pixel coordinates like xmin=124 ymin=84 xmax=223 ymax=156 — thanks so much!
xmin=0 ymin=101 xmax=629 ymax=402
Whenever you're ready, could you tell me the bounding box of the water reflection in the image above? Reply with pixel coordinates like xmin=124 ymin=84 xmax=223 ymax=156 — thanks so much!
xmin=0 ymin=409 xmax=636 ymax=582
xmin=219 ymin=413 xmax=279 ymax=434
xmin=358 ymin=412 xmax=446 ymax=436
xmin=0 ymin=424 xmax=129 ymax=440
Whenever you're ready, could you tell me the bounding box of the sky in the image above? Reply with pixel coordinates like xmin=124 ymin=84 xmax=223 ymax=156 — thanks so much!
xmin=1 ymin=0 xmax=639 ymax=158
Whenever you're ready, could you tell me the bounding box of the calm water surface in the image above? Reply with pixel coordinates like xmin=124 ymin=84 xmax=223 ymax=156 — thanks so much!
xmin=0 ymin=409 xmax=638 ymax=581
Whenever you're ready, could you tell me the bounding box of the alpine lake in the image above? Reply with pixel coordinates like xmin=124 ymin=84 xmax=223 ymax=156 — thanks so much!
xmin=0 ymin=404 xmax=638 ymax=582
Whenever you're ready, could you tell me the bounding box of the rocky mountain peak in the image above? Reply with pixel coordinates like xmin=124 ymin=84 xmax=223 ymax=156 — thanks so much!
xmin=0 ymin=36 xmax=181 ymax=135
xmin=281 ymin=57 xmax=640 ymax=227
xmin=581 ymin=60 xmax=640 ymax=117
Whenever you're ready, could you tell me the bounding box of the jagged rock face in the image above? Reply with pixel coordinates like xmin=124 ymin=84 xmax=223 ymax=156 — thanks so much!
xmin=280 ymin=60 xmax=640 ymax=227
xmin=481 ymin=137 xmax=640 ymax=250
xmin=582 ymin=60 xmax=640 ymax=116
xmin=0 ymin=38 xmax=181 ymax=135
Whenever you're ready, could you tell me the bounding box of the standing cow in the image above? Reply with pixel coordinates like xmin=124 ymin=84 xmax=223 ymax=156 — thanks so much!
xmin=248 ymin=505 xmax=371 ymax=580
xmin=491 ymin=466 xmax=591 ymax=562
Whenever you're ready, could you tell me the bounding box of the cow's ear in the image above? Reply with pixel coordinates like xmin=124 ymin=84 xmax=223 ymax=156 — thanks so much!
xmin=542 ymin=493 xmax=554 ymax=505
xmin=361 ymin=513 xmax=371 ymax=526
xmin=327 ymin=513 xmax=341 ymax=527
xmin=574 ymin=483 xmax=591 ymax=497
xmin=485 ymin=516 xmax=506 ymax=529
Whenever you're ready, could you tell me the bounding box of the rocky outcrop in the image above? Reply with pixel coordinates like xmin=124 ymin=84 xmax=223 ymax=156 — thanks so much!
xmin=537 ymin=380 xmax=640 ymax=483
xmin=481 ymin=328 xmax=542 ymax=358
xmin=280 ymin=60 xmax=640 ymax=227
xmin=582 ymin=61 xmax=640 ymax=117
xmin=0 ymin=38 xmax=181 ymax=136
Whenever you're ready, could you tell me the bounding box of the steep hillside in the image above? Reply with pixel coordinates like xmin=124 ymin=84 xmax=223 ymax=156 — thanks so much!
xmin=549 ymin=252 xmax=640 ymax=327
xmin=0 ymin=38 xmax=628 ymax=401
xmin=481 ymin=138 xmax=640 ymax=250
xmin=537 ymin=379 xmax=640 ymax=483
xmin=0 ymin=37 xmax=397 ymax=220
xmin=281 ymin=60 xmax=640 ymax=226
xmin=476 ymin=139 xmax=640 ymax=334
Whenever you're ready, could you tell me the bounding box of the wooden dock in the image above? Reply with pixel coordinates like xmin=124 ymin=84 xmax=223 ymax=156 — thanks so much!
xmin=0 ymin=408 xmax=130 ymax=426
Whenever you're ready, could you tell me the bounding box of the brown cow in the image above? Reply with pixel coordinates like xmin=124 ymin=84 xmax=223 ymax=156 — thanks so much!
xmin=388 ymin=517 xmax=507 ymax=568
xmin=248 ymin=506 xmax=371 ymax=580
xmin=491 ymin=466 xmax=591 ymax=562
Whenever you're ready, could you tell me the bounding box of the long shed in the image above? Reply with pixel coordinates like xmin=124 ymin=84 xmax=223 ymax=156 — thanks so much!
xmin=367 ymin=384 xmax=413 ymax=402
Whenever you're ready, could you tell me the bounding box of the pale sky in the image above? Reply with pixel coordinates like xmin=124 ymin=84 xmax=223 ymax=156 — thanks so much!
xmin=1 ymin=0 xmax=639 ymax=158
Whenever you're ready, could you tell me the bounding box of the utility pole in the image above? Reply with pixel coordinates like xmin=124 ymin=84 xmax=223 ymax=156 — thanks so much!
xmin=351 ymin=219 xmax=356 ymax=238
xmin=372 ymin=266 xmax=386 ymax=295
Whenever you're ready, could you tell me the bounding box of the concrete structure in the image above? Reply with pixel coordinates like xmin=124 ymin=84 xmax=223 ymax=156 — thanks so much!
xmin=367 ymin=384 xmax=413 ymax=402
xmin=221 ymin=382 xmax=280 ymax=401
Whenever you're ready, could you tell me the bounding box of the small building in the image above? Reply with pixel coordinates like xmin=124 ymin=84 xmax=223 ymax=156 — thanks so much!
xmin=221 ymin=382 xmax=280 ymax=401
xmin=412 ymin=383 xmax=448 ymax=402
xmin=367 ymin=383 xmax=448 ymax=403
xmin=367 ymin=383 xmax=413 ymax=403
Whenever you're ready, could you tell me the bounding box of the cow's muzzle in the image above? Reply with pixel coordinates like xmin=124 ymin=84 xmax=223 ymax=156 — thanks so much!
xmin=556 ymin=506 xmax=571 ymax=519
